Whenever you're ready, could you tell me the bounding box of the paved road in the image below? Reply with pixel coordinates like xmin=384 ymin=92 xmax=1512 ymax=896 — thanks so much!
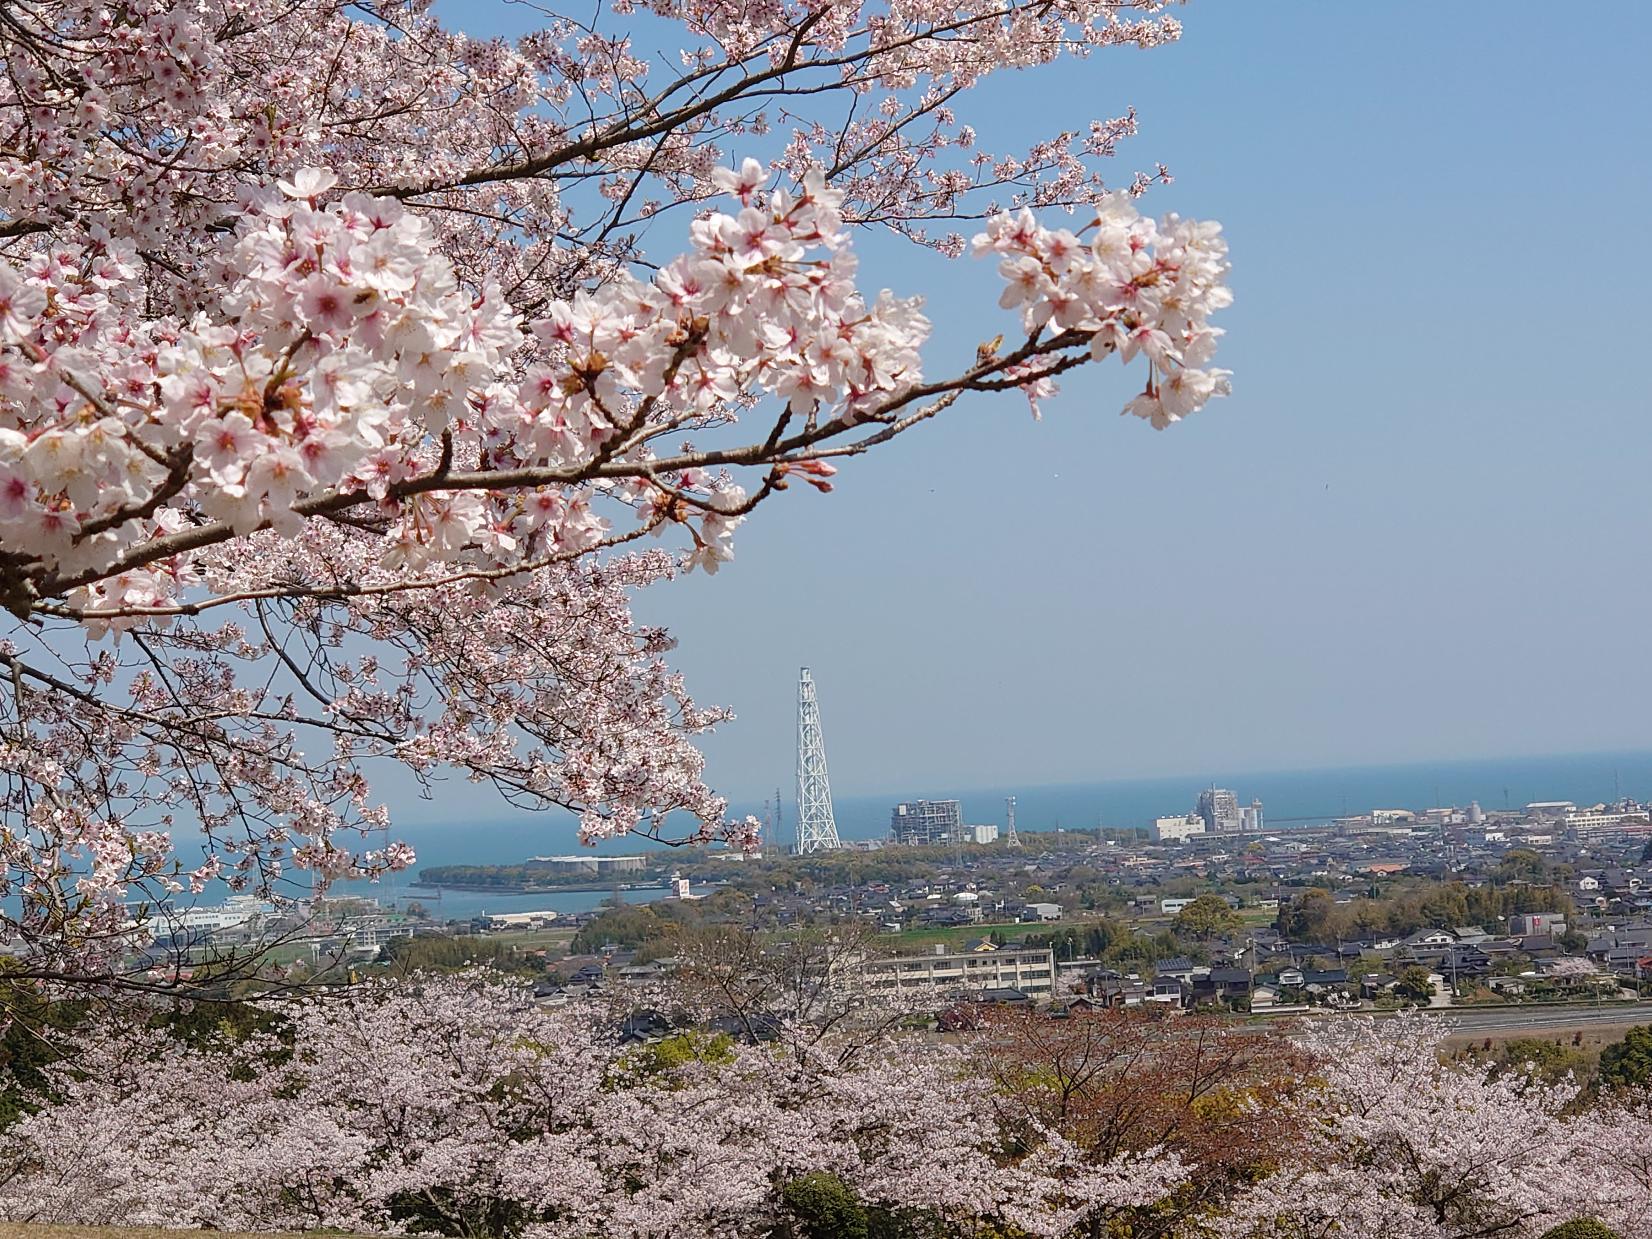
xmin=1254 ymin=1002 xmax=1652 ymax=1036
xmin=1424 ymin=1003 xmax=1651 ymax=1035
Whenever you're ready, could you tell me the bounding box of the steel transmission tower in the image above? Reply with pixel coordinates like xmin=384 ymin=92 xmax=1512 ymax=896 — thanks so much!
xmin=795 ymin=667 xmax=842 ymax=853
xmin=1005 ymin=795 xmax=1021 ymax=847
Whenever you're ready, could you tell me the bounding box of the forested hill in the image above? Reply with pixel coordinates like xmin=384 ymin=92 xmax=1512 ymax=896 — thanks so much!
xmin=417 ymin=862 xmax=660 ymax=890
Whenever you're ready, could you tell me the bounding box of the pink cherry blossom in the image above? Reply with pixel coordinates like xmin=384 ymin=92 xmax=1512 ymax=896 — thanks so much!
xmin=0 ymin=972 xmax=1187 ymax=1235
xmin=1 ymin=986 xmax=1647 ymax=1238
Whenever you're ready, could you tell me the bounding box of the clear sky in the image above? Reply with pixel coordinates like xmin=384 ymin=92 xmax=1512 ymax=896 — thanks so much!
xmin=432 ymin=1 xmax=1652 ymax=809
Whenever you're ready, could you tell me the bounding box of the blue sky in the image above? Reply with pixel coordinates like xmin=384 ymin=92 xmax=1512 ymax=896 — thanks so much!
xmin=429 ymin=1 xmax=1652 ymax=811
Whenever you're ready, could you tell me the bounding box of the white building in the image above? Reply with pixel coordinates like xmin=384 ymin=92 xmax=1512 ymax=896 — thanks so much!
xmin=143 ymin=894 xmax=271 ymax=939
xmin=1152 ymin=814 xmax=1205 ymax=844
xmin=961 ymin=823 xmax=1000 ymax=845
xmin=484 ymin=909 xmax=561 ymax=926
xmin=527 ymin=854 xmax=649 ymax=874
xmin=1563 ymin=809 xmax=1651 ymax=834
xmin=861 ymin=946 xmax=1057 ymax=997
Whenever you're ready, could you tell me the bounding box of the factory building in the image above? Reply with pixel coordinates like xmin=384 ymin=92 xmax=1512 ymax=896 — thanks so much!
xmin=891 ymin=800 xmax=962 ymax=846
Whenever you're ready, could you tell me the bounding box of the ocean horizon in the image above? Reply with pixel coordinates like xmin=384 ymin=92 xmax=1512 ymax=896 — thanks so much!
xmin=364 ymin=747 xmax=1652 ymax=872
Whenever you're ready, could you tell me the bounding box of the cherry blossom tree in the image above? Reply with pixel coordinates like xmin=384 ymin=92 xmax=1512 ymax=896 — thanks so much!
xmin=0 ymin=971 xmax=1186 ymax=1235
xmin=1216 ymin=1014 xmax=1651 ymax=1239
xmin=0 ymin=0 xmax=1233 ymax=983
xmin=4 ymin=987 xmax=1649 ymax=1238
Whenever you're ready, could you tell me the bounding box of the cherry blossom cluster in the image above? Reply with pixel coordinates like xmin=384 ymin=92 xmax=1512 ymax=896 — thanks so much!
xmin=0 ymin=174 xmax=516 ymax=598
xmin=976 ymin=195 xmax=1233 ymax=425
xmin=0 ymin=0 xmax=1190 ymax=305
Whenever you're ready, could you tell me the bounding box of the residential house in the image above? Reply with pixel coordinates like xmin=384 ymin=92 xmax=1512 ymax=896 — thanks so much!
xmin=1193 ymin=967 xmax=1253 ymax=1005
xmin=1402 ymin=928 xmax=1457 ymax=949
xmin=1302 ymin=967 xmax=1351 ymax=994
xmin=1149 ymin=977 xmax=1189 ymax=1006
xmin=1152 ymin=956 xmax=1204 ymax=983
xmin=1089 ymin=977 xmax=1150 ymax=1007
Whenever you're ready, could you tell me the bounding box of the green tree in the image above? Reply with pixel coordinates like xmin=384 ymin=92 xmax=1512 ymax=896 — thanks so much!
xmin=780 ymin=1173 xmax=869 ymax=1239
xmin=1540 ymin=1221 xmax=1623 ymax=1239
xmin=1278 ymin=888 xmax=1336 ymax=940
xmin=1173 ymin=894 xmax=1241 ymax=940
xmin=0 ymin=983 xmax=83 ymax=1129
xmin=570 ymin=904 xmax=677 ymax=953
xmin=1393 ymin=966 xmax=1435 ymax=1002
xmin=378 ymin=934 xmax=543 ymax=977
xmin=778 ymin=1173 xmax=921 ymax=1239
xmin=1493 ymin=1038 xmax=1589 ymax=1086
xmin=1496 ymin=849 xmax=1548 ymax=883
xmin=1598 ymin=1024 xmax=1652 ymax=1090
xmin=620 ymin=1031 xmax=735 ymax=1077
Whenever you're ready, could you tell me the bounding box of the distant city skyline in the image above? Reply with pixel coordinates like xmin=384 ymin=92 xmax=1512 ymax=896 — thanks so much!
xmin=373 ymin=746 xmax=1652 ymax=839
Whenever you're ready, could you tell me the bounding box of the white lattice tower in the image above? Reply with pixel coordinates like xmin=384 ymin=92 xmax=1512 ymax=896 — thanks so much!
xmin=1005 ymin=796 xmax=1021 ymax=847
xmin=795 ymin=667 xmax=842 ymax=853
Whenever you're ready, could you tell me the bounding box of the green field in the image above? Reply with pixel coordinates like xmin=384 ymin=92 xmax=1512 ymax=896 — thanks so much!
xmin=483 ymin=925 xmax=577 ymax=952
xmin=884 ymin=920 xmax=1033 ymax=952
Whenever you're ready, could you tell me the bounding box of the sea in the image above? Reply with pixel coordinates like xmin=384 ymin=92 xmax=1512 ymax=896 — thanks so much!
xmin=168 ymin=748 xmax=1652 ymax=920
